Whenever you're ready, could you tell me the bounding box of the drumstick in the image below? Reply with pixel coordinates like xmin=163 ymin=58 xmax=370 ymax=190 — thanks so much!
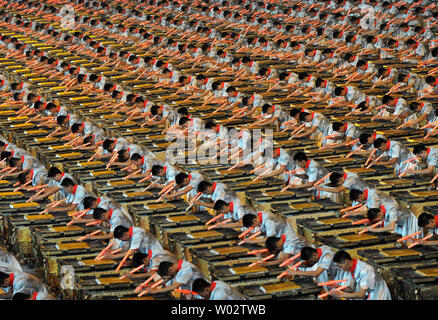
xmin=115 ymin=250 xmax=131 ymax=272
xmin=205 ymin=213 xmax=224 ymax=225
xmin=342 ymin=205 xmax=364 ymax=218
xmin=366 ymin=154 xmax=385 ymax=168
xmin=279 ymin=253 xmax=301 ymax=268
xmin=120 ymin=264 xmax=145 ymax=279
xmin=134 ymin=271 xmax=157 ymax=293
xmin=95 ymin=240 xmax=114 ymax=260
xmin=346 ymin=145 xmax=363 ymax=158
xmin=139 ymin=174 xmax=153 ymax=183
xmin=288 ymin=261 xmax=303 ymax=270
xmin=358 ymin=221 xmax=383 ymax=234
xmin=318 ymin=279 xmax=347 ymax=287
xmin=247 ymin=249 xmax=269 ymax=255
xmin=351 ymin=218 xmax=369 ymax=225
xmin=318 ymin=284 xmax=348 ymax=299
xmin=123 ymin=169 xmax=142 ymax=180
xmin=407 ymin=234 xmax=433 ymax=248
xmin=364 ymin=149 xmax=376 ymax=166
xmin=158 ymin=181 xmax=176 ymax=195
xmin=238 ymin=230 xmax=262 ymax=245
xmin=397 ymin=231 xmax=422 ymax=242
xmin=76 ymin=230 xmax=101 ymax=242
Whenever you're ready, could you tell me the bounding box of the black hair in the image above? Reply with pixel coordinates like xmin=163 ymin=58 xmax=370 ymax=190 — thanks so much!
xmin=130 ymin=153 xmax=142 ymax=162
xmin=17 ymin=171 xmax=29 ymax=185
xmin=413 ymin=144 xmax=427 ymax=155
xmin=47 ymin=167 xmax=62 ymax=178
xmin=329 ymin=172 xmax=343 ymax=185
xmin=151 ymin=165 xmax=163 ymax=176
xmin=71 ymin=123 xmax=82 ymax=134
xmin=300 ymin=246 xmax=317 ymax=261
xmin=93 ymin=207 xmax=107 ymax=220
xmin=382 ymin=95 xmax=394 ymax=105
xmin=83 ymin=196 xmax=97 ymax=209
xmin=265 ymin=236 xmax=280 ymax=253
xmin=367 ymin=208 xmax=381 ymax=222
xmin=334 ymin=87 xmax=344 ymax=96
xmin=60 ymin=178 xmax=75 ymax=188
xmin=293 ymin=151 xmax=307 ymax=162
xmin=11 ymin=292 xmax=31 ymax=300
xmin=213 ymin=199 xmax=228 ymax=211
xmin=192 ymin=278 xmax=210 ymax=294
xmin=373 ymin=138 xmax=386 ymax=149
xmin=349 ymin=189 xmax=363 ymax=201
xmin=332 ymin=122 xmax=343 ymax=131
xmin=175 ymin=172 xmax=188 ymax=185
xmin=242 ymin=213 xmax=257 ymax=228
xmin=113 ymin=225 xmax=129 ymax=239
xmin=197 ymin=181 xmax=212 ymax=193
xmin=157 ymin=261 xmax=173 ymax=277
xmin=132 ymin=251 xmax=148 ymax=267
xmin=359 ymin=133 xmax=372 ymax=145
xmin=418 ymin=212 xmax=434 ymax=228
xmin=102 ymin=139 xmax=114 ymax=151
xmin=56 ymin=115 xmax=67 ymax=126
xmin=333 ymin=250 xmax=351 ymax=263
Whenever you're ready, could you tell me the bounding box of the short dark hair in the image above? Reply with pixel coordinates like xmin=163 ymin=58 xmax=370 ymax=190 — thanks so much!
xmin=359 ymin=133 xmax=371 ymax=145
xmin=9 ymin=157 xmax=21 ymax=167
xmin=11 ymin=292 xmax=31 ymax=300
xmin=300 ymin=246 xmax=317 ymax=261
xmin=192 ymin=278 xmax=210 ymax=294
xmin=0 ymin=151 xmax=11 ymax=160
xmin=151 ymin=165 xmax=163 ymax=176
xmin=17 ymin=171 xmax=29 ymax=185
xmin=382 ymin=95 xmax=393 ymax=105
xmin=299 ymin=112 xmax=309 ymax=122
xmin=175 ymin=172 xmax=188 ymax=185
xmin=290 ymin=108 xmax=300 ymax=118
xmin=214 ymin=200 xmax=228 ymax=211
xmin=418 ymin=213 xmax=434 ymax=228
xmin=262 ymin=104 xmax=272 ymax=113
xmin=93 ymin=207 xmax=107 ymax=220
xmin=367 ymin=208 xmax=381 ymax=221
xmin=425 ymin=76 xmax=436 ymax=85
xmin=332 ymin=122 xmax=343 ymax=131
xmin=132 ymin=251 xmax=148 ymax=267
xmin=265 ymin=236 xmax=280 ymax=253
xmin=373 ymin=138 xmax=386 ymax=149
xmin=102 ymin=139 xmax=114 ymax=151
xmin=197 ymin=181 xmax=212 ymax=193
xmin=60 ymin=178 xmax=75 ymax=188
xmin=334 ymin=87 xmax=344 ymax=96
xmin=83 ymin=196 xmax=97 ymax=209
xmin=57 ymin=115 xmax=67 ymax=126
xmin=413 ymin=144 xmax=427 ymax=155
xmin=71 ymin=123 xmax=82 ymax=134
xmin=157 ymin=261 xmax=173 ymax=277
xmin=130 ymin=153 xmax=142 ymax=162
xmin=293 ymin=151 xmax=307 ymax=162
xmin=242 ymin=213 xmax=257 ymax=228
xmin=409 ymin=102 xmax=420 ymax=112
xmin=179 ymin=117 xmax=190 ymax=126
xmin=329 ymin=172 xmax=343 ymax=185
xmin=0 ymin=271 xmax=9 ymax=283
xmin=113 ymin=225 xmax=129 ymax=239
xmin=349 ymin=189 xmax=363 ymax=201
xmin=333 ymin=250 xmax=351 ymax=263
